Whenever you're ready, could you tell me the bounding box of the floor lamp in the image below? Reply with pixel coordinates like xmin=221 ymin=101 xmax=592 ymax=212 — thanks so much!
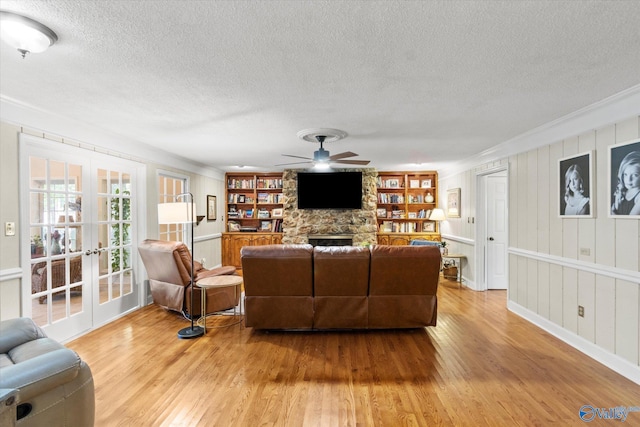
xmin=158 ymin=193 xmax=204 ymax=339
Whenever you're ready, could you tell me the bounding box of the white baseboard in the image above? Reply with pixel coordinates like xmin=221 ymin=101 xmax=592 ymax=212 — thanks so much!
xmin=508 ymin=300 xmax=640 ymax=385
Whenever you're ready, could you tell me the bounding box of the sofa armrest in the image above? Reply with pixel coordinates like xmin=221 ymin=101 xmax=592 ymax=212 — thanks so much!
xmin=0 ymin=318 xmax=46 ymax=354
xmin=0 ymin=348 xmax=81 ymax=402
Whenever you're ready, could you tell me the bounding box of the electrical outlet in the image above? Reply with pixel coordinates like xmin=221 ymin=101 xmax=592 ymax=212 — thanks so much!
xmin=578 ymin=306 xmax=584 ymax=317
xmin=580 ymin=248 xmax=590 ymax=256
xmin=5 ymin=222 xmax=16 ymax=236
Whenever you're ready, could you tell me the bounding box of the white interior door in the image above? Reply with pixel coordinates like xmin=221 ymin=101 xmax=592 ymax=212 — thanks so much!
xmin=486 ymin=173 xmax=508 ymax=290
xmin=21 ymin=135 xmax=141 ymax=341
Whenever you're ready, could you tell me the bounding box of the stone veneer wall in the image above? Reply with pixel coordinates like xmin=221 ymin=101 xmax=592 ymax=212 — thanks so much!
xmin=281 ymin=168 xmax=378 ymax=245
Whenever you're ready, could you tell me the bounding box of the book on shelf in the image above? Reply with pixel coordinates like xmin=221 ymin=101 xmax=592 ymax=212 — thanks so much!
xmin=257 ymin=209 xmax=270 ymax=219
xmin=391 ymin=210 xmax=405 ymax=219
xmin=245 ymin=209 xmax=254 ymax=218
xmin=271 ymin=218 xmax=283 ymax=232
xmin=256 ymin=178 xmax=283 ymax=189
xmin=227 ymin=178 xmax=254 ymax=189
xmin=377 ymin=177 xmax=401 ymax=188
xmin=378 ymin=193 xmax=404 ymax=204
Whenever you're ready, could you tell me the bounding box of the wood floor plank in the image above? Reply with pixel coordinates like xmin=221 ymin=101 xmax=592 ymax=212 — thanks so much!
xmin=66 ymin=278 xmax=640 ymax=426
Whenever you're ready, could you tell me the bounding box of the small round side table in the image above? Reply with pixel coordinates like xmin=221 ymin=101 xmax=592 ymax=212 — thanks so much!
xmin=196 ymin=275 xmax=243 ymax=333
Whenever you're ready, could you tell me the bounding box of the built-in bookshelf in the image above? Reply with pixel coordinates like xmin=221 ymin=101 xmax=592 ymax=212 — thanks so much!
xmin=225 ymin=172 xmax=284 ymax=232
xmin=376 ymin=171 xmax=440 ymax=239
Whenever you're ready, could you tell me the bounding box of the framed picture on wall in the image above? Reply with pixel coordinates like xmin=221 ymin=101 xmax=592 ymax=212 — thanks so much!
xmin=207 ymin=195 xmax=216 ymax=221
xmin=446 ymin=188 xmax=461 ymax=218
xmin=608 ymin=138 xmax=640 ymax=218
xmin=558 ymin=151 xmax=594 ymax=218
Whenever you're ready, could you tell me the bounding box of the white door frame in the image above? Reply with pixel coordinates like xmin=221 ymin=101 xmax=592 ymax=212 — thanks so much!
xmin=19 ymin=134 xmax=148 ymax=341
xmin=475 ymin=165 xmax=509 ymax=292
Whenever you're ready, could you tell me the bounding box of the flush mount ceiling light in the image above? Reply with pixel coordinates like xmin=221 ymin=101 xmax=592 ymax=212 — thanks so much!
xmin=0 ymin=11 xmax=58 ymax=58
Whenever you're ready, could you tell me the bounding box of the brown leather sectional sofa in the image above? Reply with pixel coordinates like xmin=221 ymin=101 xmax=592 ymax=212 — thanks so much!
xmin=241 ymin=244 xmax=441 ymax=330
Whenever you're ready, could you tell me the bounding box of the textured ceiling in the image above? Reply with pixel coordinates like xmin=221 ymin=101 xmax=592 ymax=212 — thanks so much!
xmin=1 ymin=0 xmax=640 ymax=172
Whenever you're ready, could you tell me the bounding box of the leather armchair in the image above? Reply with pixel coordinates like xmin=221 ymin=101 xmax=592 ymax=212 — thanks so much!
xmin=137 ymin=239 xmax=239 ymax=317
xmin=0 ymin=317 xmax=94 ymax=427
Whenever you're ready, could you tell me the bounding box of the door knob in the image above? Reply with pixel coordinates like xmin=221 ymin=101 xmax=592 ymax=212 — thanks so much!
xmin=85 ymin=250 xmax=92 ymax=256
xmin=488 ymin=237 xmax=494 ymax=241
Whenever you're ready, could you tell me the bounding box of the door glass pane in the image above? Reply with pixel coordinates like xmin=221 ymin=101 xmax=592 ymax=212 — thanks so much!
xmin=29 ymin=156 xmax=87 ymax=328
xmin=99 ymin=276 xmax=109 ymax=304
xmin=112 ymin=274 xmax=121 ymax=299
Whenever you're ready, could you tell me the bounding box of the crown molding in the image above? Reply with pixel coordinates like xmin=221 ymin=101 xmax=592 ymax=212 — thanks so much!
xmin=440 ymin=84 xmax=640 ymax=179
xmin=0 ymin=96 xmax=224 ymax=180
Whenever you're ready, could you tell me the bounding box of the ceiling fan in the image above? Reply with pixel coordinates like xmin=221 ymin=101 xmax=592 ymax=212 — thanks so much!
xmin=277 ymin=130 xmax=370 ymax=167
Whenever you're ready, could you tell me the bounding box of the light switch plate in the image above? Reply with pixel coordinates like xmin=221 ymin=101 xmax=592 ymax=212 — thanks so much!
xmin=5 ymin=222 xmax=16 ymax=236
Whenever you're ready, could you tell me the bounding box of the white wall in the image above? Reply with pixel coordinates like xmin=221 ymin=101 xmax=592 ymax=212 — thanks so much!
xmin=441 ymin=115 xmax=640 ymax=384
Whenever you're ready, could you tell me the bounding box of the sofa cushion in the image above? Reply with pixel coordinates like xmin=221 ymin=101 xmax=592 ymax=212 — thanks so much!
xmin=313 ymin=246 xmax=370 ymax=296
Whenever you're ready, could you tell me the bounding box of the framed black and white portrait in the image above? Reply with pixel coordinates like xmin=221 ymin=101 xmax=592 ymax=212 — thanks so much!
xmin=609 ymin=139 xmax=640 ymax=218
xmin=559 ymin=151 xmax=594 ymax=218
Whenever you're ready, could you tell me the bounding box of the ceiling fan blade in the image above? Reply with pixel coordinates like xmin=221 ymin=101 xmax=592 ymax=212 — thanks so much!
xmin=275 ymin=160 xmax=313 ymax=166
xmin=329 ymin=151 xmax=358 ymax=161
xmin=281 ymin=154 xmax=314 ymax=161
xmin=333 ymin=159 xmax=371 ymax=165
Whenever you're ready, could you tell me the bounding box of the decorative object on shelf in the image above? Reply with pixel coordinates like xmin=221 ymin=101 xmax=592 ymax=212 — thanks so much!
xmin=271 ymin=208 xmax=283 ymax=217
xmin=440 ymin=240 xmax=448 ymax=255
xmin=158 ymin=193 xmax=204 ymax=339
xmin=446 ymin=188 xmax=461 ymax=218
xmin=0 ymin=11 xmax=58 ymax=58
xmin=421 ymin=179 xmax=432 ymax=188
xmin=207 ymin=195 xmax=217 ymax=220
xmin=425 ymin=192 xmax=434 ymax=203
xmin=423 ymin=222 xmax=436 ymax=232
xmin=608 ymin=138 xmax=640 ymax=218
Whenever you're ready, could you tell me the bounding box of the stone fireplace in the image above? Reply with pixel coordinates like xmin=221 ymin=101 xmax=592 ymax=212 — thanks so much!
xmin=281 ymin=168 xmax=378 ymax=245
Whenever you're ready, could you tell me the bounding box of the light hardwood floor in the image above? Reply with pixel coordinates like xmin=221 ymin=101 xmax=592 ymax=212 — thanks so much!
xmin=67 ymin=278 xmax=640 ymax=426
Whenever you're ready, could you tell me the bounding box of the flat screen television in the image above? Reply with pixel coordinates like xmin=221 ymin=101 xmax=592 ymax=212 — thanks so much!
xmin=297 ymin=171 xmax=362 ymax=209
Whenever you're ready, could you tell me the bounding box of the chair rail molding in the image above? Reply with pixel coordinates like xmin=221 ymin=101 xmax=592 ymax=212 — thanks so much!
xmin=508 ymin=247 xmax=640 ymax=283
xmin=0 ymin=267 xmax=22 ymax=282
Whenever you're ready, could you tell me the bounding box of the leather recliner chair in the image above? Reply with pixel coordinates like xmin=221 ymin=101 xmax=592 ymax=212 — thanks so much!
xmin=137 ymin=239 xmax=239 ymax=317
xmin=0 ymin=317 xmax=95 ymax=426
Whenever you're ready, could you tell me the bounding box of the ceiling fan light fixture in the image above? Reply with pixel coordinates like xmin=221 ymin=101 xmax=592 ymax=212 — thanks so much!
xmin=313 ymin=162 xmax=331 ymax=170
xmin=0 ymin=11 xmax=58 ymax=58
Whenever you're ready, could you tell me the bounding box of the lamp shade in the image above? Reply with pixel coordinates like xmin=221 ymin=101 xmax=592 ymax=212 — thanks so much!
xmin=429 ymin=208 xmax=446 ymax=221
xmin=158 ymin=202 xmax=197 ymax=224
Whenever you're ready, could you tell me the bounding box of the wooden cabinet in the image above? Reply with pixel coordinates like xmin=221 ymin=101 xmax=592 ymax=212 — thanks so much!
xmin=223 ymin=172 xmax=284 ymax=268
xmin=222 ymin=232 xmax=282 ymax=269
xmin=376 ymin=171 xmax=440 ymax=243
xmin=376 ymin=233 xmax=441 ymax=246
xmin=225 ymin=172 xmax=284 ymax=233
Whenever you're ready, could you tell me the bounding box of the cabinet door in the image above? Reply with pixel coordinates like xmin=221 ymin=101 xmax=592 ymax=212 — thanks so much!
xmin=221 ymin=234 xmax=233 ymax=266
xmin=271 ymin=234 xmax=282 ymax=245
xmin=388 ymin=235 xmax=412 ymax=245
xmin=231 ymin=235 xmax=253 ymax=268
xmin=377 ymin=234 xmax=390 ymax=245
xmin=252 ymin=234 xmax=273 ymax=246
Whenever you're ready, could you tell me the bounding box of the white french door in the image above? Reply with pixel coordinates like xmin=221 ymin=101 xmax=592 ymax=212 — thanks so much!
xmin=20 ymin=135 xmax=141 ymax=341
